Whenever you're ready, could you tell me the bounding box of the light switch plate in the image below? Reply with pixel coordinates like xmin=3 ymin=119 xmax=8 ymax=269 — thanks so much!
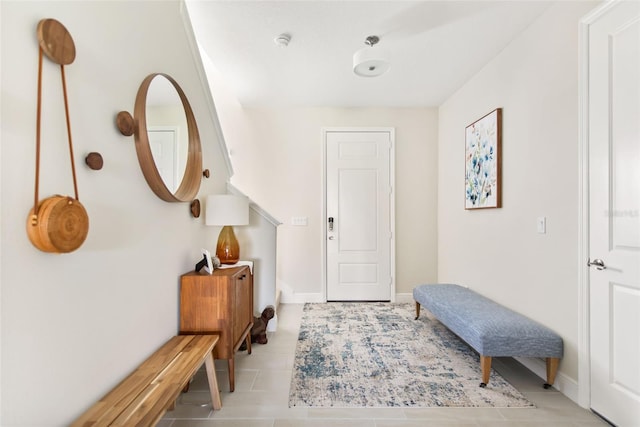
xmin=537 ymin=216 xmax=546 ymax=234
xmin=291 ymin=216 xmax=308 ymax=226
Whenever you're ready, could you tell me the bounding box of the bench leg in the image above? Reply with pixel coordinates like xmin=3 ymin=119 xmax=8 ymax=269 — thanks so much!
xmin=415 ymin=301 xmax=421 ymax=320
xmin=204 ymin=351 xmax=222 ymax=410
xmin=544 ymin=357 xmax=560 ymax=389
xmin=480 ymin=356 xmax=491 ymax=387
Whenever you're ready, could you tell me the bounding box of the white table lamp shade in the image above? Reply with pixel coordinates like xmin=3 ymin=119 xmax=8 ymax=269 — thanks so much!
xmin=205 ymin=195 xmax=249 ymax=226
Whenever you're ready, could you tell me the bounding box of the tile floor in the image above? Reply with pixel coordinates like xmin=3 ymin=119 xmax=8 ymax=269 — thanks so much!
xmin=160 ymin=303 xmax=609 ymax=427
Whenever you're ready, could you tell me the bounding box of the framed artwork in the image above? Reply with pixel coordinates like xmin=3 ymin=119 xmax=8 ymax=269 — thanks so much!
xmin=203 ymin=249 xmax=214 ymax=274
xmin=465 ymin=108 xmax=502 ymax=209
xmin=195 ymin=248 xmax=214 ymax=274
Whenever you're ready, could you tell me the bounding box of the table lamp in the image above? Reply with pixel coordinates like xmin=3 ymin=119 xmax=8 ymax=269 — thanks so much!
xmin=206 ymin=194 xmax=249 ymax=264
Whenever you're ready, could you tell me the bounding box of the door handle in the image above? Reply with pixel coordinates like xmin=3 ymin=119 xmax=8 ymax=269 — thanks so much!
xmin=587 ymin=258 xmax=607 ymax=270
xmin=328 ymin=236 xmax=335 ymax=240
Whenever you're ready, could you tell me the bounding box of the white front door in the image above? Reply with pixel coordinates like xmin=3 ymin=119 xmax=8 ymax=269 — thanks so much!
xmin=588 ymin=2 xmax=640 ymax=425
xmin=325 ymin=129 xmax=394 ymax=301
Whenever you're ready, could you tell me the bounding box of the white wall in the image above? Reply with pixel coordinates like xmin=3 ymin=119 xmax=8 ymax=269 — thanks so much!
xmin=240 ymin=206 xmax=279 ymax=312
xmin=232 ymin=187 xmax=281 ymax=317
xmin=0 ymin=2 xmax=230 ymax=425
xmin=438 ymin=0 xmax=599 ymax=389
xmin=227 ymin=108 xmax=439 ymax=300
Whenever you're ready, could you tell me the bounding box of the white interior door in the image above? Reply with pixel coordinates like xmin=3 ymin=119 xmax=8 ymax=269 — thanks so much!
xmin=325 ymin=129 xmax=394 ymax=301
xmin=148 ymin=127 xmax=178 ymax=193
xmin=588 ymin=2 xmax=640 ymax=425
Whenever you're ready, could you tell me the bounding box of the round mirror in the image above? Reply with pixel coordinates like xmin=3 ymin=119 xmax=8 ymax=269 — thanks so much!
xmin=145 ymin=76 xmax=188 ymax=194
xmin=119 ymin=73 xmax=202 ymax=202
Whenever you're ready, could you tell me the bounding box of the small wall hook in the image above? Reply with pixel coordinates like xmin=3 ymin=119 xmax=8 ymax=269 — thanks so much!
xmin=85 ymin=152 xmax=104 ymax=170
xmin=116 ymin=111 xmax=135 ymax=136
xmin=190 ymin=199 xmax=201 ymax=218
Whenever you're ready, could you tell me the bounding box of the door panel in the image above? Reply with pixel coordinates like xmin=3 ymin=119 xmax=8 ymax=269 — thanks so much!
xmin=339 ymin=169 xmax=378 ymax=250
xmin=148 ymin=127 xmax=178 ymax=192
xmin=611 ymin=283 xmax=640 ymax=394
xmin=326 ymin=130 xmax=393 ymax=301
xmin=588 ymin=2 xmax=640 ymax=425
xmin=611 ymin=17 xmax=640 ymax=249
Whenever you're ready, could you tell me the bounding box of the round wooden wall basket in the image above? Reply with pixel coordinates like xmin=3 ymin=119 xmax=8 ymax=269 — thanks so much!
xmin=27 ymin=195 xmax=89 ymax=253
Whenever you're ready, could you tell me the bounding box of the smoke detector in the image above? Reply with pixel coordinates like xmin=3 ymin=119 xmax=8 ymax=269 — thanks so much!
xmin=274 ymin=33 xmax=291 ymax=47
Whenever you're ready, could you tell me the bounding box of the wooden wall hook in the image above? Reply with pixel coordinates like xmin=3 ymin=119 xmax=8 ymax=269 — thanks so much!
xmin=85 ymin=152 xmax=103 ymax=170
xmin=116 ymin=111 xmax=135 ymax=136
xmin=190 ymin=199 xmax=201 ymax=218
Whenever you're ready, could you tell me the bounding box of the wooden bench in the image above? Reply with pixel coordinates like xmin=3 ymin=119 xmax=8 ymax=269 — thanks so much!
xmin=413 ymin=284 xmax=563 ymax=389
xmin=72 ymin=335 xmax=221 ymax=427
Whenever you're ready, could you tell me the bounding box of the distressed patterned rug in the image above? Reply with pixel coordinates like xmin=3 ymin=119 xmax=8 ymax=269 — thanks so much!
xmin=289 ymin=302 xmax=534 ymax=408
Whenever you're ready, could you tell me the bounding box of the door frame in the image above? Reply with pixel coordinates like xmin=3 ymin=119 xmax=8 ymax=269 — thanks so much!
xmin=577 ymin=0 xmax=622 ymax=410
xmin=321 ymin=127 xmax=396 ymax=303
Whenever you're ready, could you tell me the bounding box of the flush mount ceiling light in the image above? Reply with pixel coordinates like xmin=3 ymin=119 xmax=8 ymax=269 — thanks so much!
xmin=353 ymin=35 xmax=390 ymax=77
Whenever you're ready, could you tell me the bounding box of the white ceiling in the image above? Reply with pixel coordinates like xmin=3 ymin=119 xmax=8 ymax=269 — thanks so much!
xmin=186 ymin=1 xmax=554 ymax=108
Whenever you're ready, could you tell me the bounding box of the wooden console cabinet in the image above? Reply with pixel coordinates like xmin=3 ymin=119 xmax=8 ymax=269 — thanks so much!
xmin=179 ymin=266 xmax=253 ymax=392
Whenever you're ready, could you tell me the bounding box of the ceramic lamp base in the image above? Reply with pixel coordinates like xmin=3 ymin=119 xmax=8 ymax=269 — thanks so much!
xmin=216 ymin=225 xmax=240 ymax=264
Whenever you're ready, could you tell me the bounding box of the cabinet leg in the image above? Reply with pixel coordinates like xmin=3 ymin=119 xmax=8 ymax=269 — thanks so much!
xmin=246 ymin=333 xmax=252 ymax=355
xmin=227 ymin=358 xmax=235 ymax=392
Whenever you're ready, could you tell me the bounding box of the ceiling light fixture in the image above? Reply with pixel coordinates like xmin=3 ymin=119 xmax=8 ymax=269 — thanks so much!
xmin=274 ymin=33 xmax=291 ymax=47
xmin=353 ymin=35 xmax=390 ymax=78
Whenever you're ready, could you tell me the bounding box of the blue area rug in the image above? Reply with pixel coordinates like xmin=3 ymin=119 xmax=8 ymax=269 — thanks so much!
xmin=289 ymin=302 xmax=534 ymax=408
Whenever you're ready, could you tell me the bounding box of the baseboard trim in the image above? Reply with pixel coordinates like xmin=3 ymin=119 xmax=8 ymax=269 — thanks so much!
xmin=395 ymin=293 xmax=414 ymax=303
xmin=266 ymin=289 xmax=282 ymax=332
xmin=274 ymin=288 xmax=282 ymax=311
xmin=279 ymin=291 xmax=324 ymax=304
xmin=279 ymin=292 xmax=415 ymax=304
xmin=266 ymin=313 xmax=278 ymax=332
xmin=514 ymin=357 xmax=579 ymax=404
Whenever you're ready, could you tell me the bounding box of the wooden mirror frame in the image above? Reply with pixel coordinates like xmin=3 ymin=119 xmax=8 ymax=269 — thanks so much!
xmin=117 ymin=73 xmax=202 ymax=202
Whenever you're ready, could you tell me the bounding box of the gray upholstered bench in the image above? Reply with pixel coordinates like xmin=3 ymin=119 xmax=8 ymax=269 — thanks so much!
xmin=413 ymin=284 xmax=563 ymax=388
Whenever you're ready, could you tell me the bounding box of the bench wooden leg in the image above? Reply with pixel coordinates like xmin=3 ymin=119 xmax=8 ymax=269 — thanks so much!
xmin=480 ymin=356 xmax=491 ymax=387
xmin=544 ymin=357 xmax=560 ymax=389
xmin=415 ymin=301 xmax=421 ymax=320
xmin=204 ymin=351 xmax=222 ymax=410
